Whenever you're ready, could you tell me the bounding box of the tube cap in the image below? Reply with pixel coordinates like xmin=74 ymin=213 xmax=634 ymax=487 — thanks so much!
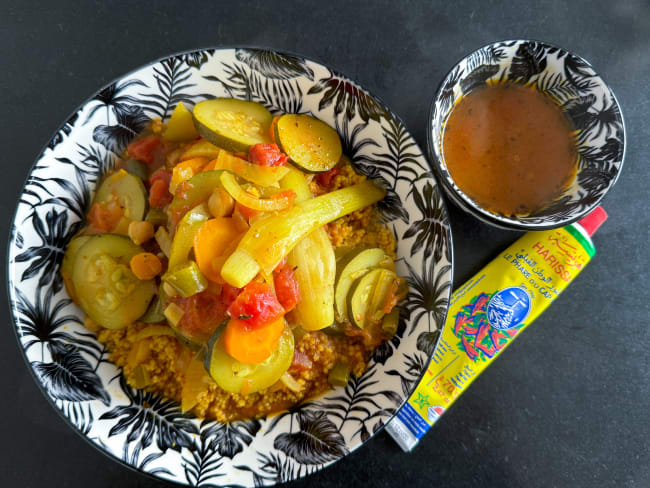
xmin=577 ymin=206 xmax=607 ymax=237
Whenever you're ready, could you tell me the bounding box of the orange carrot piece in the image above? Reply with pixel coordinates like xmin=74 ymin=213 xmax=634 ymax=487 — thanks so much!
xmin=193 ymin=218 xmax=244 ymax=283
xmin=223 ymin=318 xmax=285 ymax=364
xmin=129 ymin=252 xmax=163 ymax=280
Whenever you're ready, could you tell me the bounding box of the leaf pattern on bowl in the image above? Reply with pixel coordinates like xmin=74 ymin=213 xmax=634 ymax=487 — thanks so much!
xmin=8 ymin=48 xmax=453 ymax=487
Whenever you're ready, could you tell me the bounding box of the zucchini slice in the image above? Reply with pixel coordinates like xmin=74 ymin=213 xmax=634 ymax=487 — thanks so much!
xmin=334 ymin=248 xmax=388 ymax=322
xmin=347 ymin=268 xmax=384 ymax=329
xmin=71 ymin=234 xmax=156 ymax=329
xmin=192 ymin=99 xmax=272 ymax=153
xmin=205 ymin=325 xmax=294 ymax=394
xmin=94 ymin=169 xmax=147 ymax=222
xmin=274 ymin=114 xmax=342 ymax=173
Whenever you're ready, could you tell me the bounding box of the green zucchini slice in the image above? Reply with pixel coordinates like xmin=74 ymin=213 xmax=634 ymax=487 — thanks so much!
xmin=205 ymin=326 xmax=294 ymax=394
xmin=71 ymin=234 xmax=156 ymax=329
xmin=192 ymin=98 xmax=272 ymax=153
xmin=94 ymin=169 xmax=147 ymax=221
xmin=334 ymin=248 xmax=387 ymax=322
xmin=274 ymin=114 xmax=342 ymax=173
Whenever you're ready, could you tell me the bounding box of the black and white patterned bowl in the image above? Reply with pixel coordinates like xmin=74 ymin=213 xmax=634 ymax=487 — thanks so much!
xmin=429 ymin=40 xmax=625 ymax=230
xmin=7 ymin=48 xmax=453 ymax=487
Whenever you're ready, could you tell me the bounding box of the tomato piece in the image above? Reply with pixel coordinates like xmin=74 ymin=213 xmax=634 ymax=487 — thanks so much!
xmin=227 ymin=281 xmax=284 ymax=328
xmin=87 ymin=197 xmax=124 ymax=233
xmin=170 ymin=288 xmax=229 ymax=343
xmin=223 ymin=318 xmax=285 ymax=363
xmin=127 ymin=135 xmax=161 ymax=164
xmin=274 ymin=264 xmax=300 ymax=312
xmin=248 ymin=143 xmax=288 ymax=167
xmin=316 ymin=167 xmax=340 ymax=188
xmin=149 ymin=179 xmax=173 ymax=208
xmin=149 ymin=168 xmax=172 ymax=187
xmin=221 ymin=283 xmax=242 ymax=308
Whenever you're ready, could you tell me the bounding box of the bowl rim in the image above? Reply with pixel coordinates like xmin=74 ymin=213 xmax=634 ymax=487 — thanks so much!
xmin=6 ymin=44 xmax=455 ymax=487
xmin=426 ymin=38 xmax=626 ymax=231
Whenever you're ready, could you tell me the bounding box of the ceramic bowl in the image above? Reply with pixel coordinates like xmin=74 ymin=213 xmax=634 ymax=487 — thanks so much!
xmin=7 ymin=48 xmax=453 ymax=487
xmin=429 ymin=39 xmax=625 ymax=230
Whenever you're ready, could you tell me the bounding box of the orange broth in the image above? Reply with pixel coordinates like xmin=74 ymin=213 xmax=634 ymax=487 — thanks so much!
xmin=442 ymin=82 xmax=578 ymax=215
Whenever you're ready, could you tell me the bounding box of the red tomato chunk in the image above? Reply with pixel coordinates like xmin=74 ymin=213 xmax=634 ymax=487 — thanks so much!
xmin=248 ymin=143 xmax=288 ymax=167
xmin=227 ymin=281 xmax=285 ymax=329
xmin=274 ymin=265 xmax=300 ymax=312
xmin=127 ymin=135 xmax=161 ymax=164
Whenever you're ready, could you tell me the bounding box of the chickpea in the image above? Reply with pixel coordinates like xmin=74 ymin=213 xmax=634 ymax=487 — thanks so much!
xmin=208 ymin=188 xmax=235 ymax=217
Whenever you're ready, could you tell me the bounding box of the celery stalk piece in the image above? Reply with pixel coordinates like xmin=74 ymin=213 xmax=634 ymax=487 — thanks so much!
xmin=162 ymin=261 xmax=208 ymax=298
xmin=221 ymin=179 xmax=386 ymax=288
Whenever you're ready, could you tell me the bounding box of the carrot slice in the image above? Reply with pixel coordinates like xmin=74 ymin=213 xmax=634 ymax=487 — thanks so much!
xmin=193 ymin=218 xmax=244 ymax=283
xmin=129 ymin=252 xmax=163 ymax=280
xmin=223 ymin=317 xmax=285 ymax=364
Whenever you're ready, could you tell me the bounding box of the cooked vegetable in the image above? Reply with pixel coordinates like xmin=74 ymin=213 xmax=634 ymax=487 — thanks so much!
xmin=170 ymin=157 xmax=209 ymax=194
xmin=366 ymin=268 xmax=398 ymax=326
xmin=328 ymin=362 xmax=351 ymax=387
xmin=226 ymin=281 xmax=284 ymax=329
xmin=168 ymin=204 xmax=210 ymax=270
xmin=223 ymin=317 xmax=285 ymax=364
xmin=279 ymin=166 xmax=314 ymax=202
xmin=275 ymin=114 xmax=342 ymax=173
xmin=148 ymin=169 xmax=173 ymax=208
xmin=139 ymin=296 xmax=166 ymax=323
xmin=127 ymin=221 xmax=154 ymax=245
xmin=193 ymin=217 xmax=243 ymax=282
xmin=131 ymin=365 xmax=152 ymax=389
xmin=154 ymin=226 xmax=172 ymax=257
xmin=61 ymin=235 xmax=91 ymax=301
xmin=94 ymin=169 xmax=148 ymax=223
xmin=381 ymin=307 xmax=400 ymax=337
xmin=164 ymin=302 xmax=185 ymax=327
xmin=212 ymin=149 xmax=289 ymax=186
xmin=193 ymin=98 xmax=273 ymax=153
xmin=124 ymin=159 xmax=148 ymax=180
xmin=127 ymin=337 xmax=152 ymax=368
xmin=206 ymin=325 xmax=294 ymax=394
xmin=162 ymin=261 xmax=208 ymax=298
xmin=248 ymin=143 xmax=288 ymax=167
xmin=168 ymin=170 xmax=225 ymax=224
xmin=164 ymin=102 xmax=199 ymax=142
xmin=288 ymin=228 xmax=336 ymax=330
xmin=134 ymin=324 xmax=176 ymax=341
xmin=221 ymin=179 xmax=386 ymax=287
xmin=181 ymin=356 xmax=212 ymax=412
xmin=180 ymin=139 xmax=222 ymax=161
xmin=144 ymin=208 xmax=168 ymax=226
xmin=334 ymin=248 xmax=388 ymax=322
xmin=71 ymin=234 xmax=156 ymax=329
xmin=279 ymin=372 xmax=302 ymax=393
xmin=348 ymin=268 xmax=383 ymax=328
xmin=129 ymin=252 xmax=162 ymax=280
xmin=127 ymin=135 xmax=160 ymax=164
xmin=273 ymin=263 xmax=300 ymax=312
xmin=220 ymin=172 xmax=296 ymax=212
xmin=87 ymin=197 xmax=127 ymax=234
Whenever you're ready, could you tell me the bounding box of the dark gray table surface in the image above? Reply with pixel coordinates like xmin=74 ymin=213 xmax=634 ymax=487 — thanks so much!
xmin=2 ymin=1 xmax=649 ymax=487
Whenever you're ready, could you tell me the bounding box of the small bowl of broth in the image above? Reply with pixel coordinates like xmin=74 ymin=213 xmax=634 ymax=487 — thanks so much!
xmin=429 ymin=40 xmax=625 ymax=230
